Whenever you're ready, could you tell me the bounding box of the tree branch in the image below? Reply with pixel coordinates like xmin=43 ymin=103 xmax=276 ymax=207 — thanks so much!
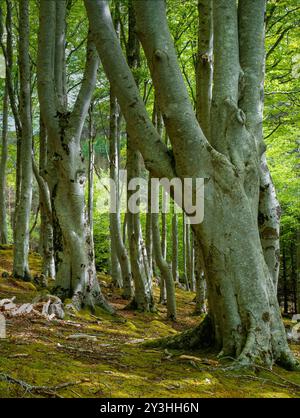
xmin=69 ymin=33 xmax=99 ymax=141
xmin=84 ymin=0 xmax=175 ymax=180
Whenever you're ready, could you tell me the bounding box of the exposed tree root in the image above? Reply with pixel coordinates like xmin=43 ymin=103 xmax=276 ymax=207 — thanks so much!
xmin=143 ymin=315 xmax=300 ymax=372
xmin=144 ymin=315 xmax=214 ymax=350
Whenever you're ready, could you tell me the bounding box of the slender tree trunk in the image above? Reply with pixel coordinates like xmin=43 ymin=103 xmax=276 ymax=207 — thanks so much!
xmin=190 ymin=229 xmax=195 ymax=292
xmin=290 ymin=241 xmax=297 ymax=313
xmin=172 ymin=205 xmax=179 ymax=283
xmin=196 ymin=0 xmax=213 ymax=140
xmin=296 ymin=229 xmax=300 ymax=314
xmin=186 ymin=220 xmax=192 ymax=291
xmin=282 ymin=245 xmax=288 ymax=314
xmin=87 ymin=107 xmax=95 ymax=233
xmin=86 ymin=0 xmax=298 ymax=369
xmin=39 ymin=117 xmax=55 ymax=278
xmin=0 ymin=82 xmax=8 ymax=244
xmin=152 ymin=183 xmax=176 ymax=320
xmin=194 ymin=236 xmax=206 ymax=314
xmin=145 ymin=176 xmax=153 ymax=279
xmin=13 ymin=0 xmax=32 ymax=281
xmin=125 ymin=0 xmax=153 ymax=311
xmin=109 ymin=92 xmax=122 ymax=288
xmin=182 ymin=213 xmax=189 ymax=290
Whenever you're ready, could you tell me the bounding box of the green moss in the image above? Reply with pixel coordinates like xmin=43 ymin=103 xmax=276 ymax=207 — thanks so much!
xmin=1 ymin=248 xmax=300 ymax=398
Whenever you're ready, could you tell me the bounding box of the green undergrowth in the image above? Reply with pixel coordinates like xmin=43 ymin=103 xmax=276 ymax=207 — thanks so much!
xmin=0 ymin=247 xmax=300 ymax=398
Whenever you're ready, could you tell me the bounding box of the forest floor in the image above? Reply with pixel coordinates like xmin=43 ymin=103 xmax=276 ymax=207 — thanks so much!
xmin=0 ymin=245 xmax=300 ymax=398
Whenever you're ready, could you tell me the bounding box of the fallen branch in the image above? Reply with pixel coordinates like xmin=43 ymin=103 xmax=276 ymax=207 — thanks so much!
xmin=0 ymin=372 xmax=88 ymax=397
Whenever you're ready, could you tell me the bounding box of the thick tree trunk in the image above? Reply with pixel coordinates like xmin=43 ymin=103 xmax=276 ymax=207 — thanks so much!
xmin=37 ymin=1 xmax=112 ymax=312
xmin=145 ymin=177 xmax=153 ymax=279
xmin=0 ymin=8 xmax=8 ymax=245
xmin=13 ymin=0 xmax=32 ymax=280
xmin=0 ymin=82 xmax=8 ymax=244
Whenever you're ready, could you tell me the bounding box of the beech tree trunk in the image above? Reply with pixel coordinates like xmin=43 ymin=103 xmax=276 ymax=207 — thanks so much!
xmin=37 ymin=0 xmax=112 ymax=312
xmin=0 ymin=7 xmax=8 ymax=245
xmin=172 ymin=205 xmax=179 ymax=283
xmin=194 ymin=236 xmax=206 ymax=314
xmin=13 ymin=0 xmax=33 ymax=280
xmin=38 ymin=118 xmax=55 ymax=278
xmin=86 ymin=0 xmax=298 ymax=368
xmin=296 ymin=229 xmax=300 ymax=314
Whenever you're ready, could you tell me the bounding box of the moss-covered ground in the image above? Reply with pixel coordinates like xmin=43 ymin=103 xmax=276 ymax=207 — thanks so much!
xmin=0 ymin=246 xmax=300 ymax=398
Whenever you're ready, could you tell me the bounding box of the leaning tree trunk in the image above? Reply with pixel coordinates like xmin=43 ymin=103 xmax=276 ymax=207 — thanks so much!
xmin=13 ymin=0 xmax=32 ymax=280
xmin=86 ymin=0 xmax=298 ymax=369
xmin=0 ymin=82 xmax=8 ymax=245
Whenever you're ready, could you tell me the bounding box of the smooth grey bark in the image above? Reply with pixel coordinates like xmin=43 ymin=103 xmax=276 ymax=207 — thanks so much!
xmin=124 ymin=1 xmax=153 ymax=311
xmin=182 ymin=213 xmax=189 ymax=291
xmin=194 ymin=0 xmax=212 ymax=306
xmin=145 ymin=177 xmax=153 ymax=279
xmin=127 ymin=140 xmax=154 ymax=311
xmin=1 ymin=0 xmax=22 ymax=240
xmin=87 ymin=107 xmax=95 ymax=232
xmin=109 ymin=92 xmax=122 ymax=289
xmin=37 ymin=0 xmax=112 ymax=312
xmin=84 ymin=0 xmax=175 ymax=181
xmin=196 ymin=0 xmax=213 ymax=140
xmin=238 ymin=0 xmax=281 ymax=289
xmin=13 ymin=0 xmax=33 ymax=280
xmin=0 ymin=4 xmax=8 ymax=244
xmin=171 ymin=205 xmax=179 ymax=283
xmin=185 ymin=221 xmax=192 ymax=291
xmin=194 ymin=236 xmax=206 ymax=314
xmin=38 ymin=118 xmax=55 ymax=278
xmin=134 ymin=0 xmax=297 ymax=367
xmin=108 ymin=4 xmax=133 ymax=297
xmin=296 ymin=229 xmax=300 ymax=315
xmin=0 ymin=82 xmax=8 ymax=244
xmin=109 ymin=91 xmax=134 ymax=296
xmin=86 ymin=0 xmax=298 ymax=368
